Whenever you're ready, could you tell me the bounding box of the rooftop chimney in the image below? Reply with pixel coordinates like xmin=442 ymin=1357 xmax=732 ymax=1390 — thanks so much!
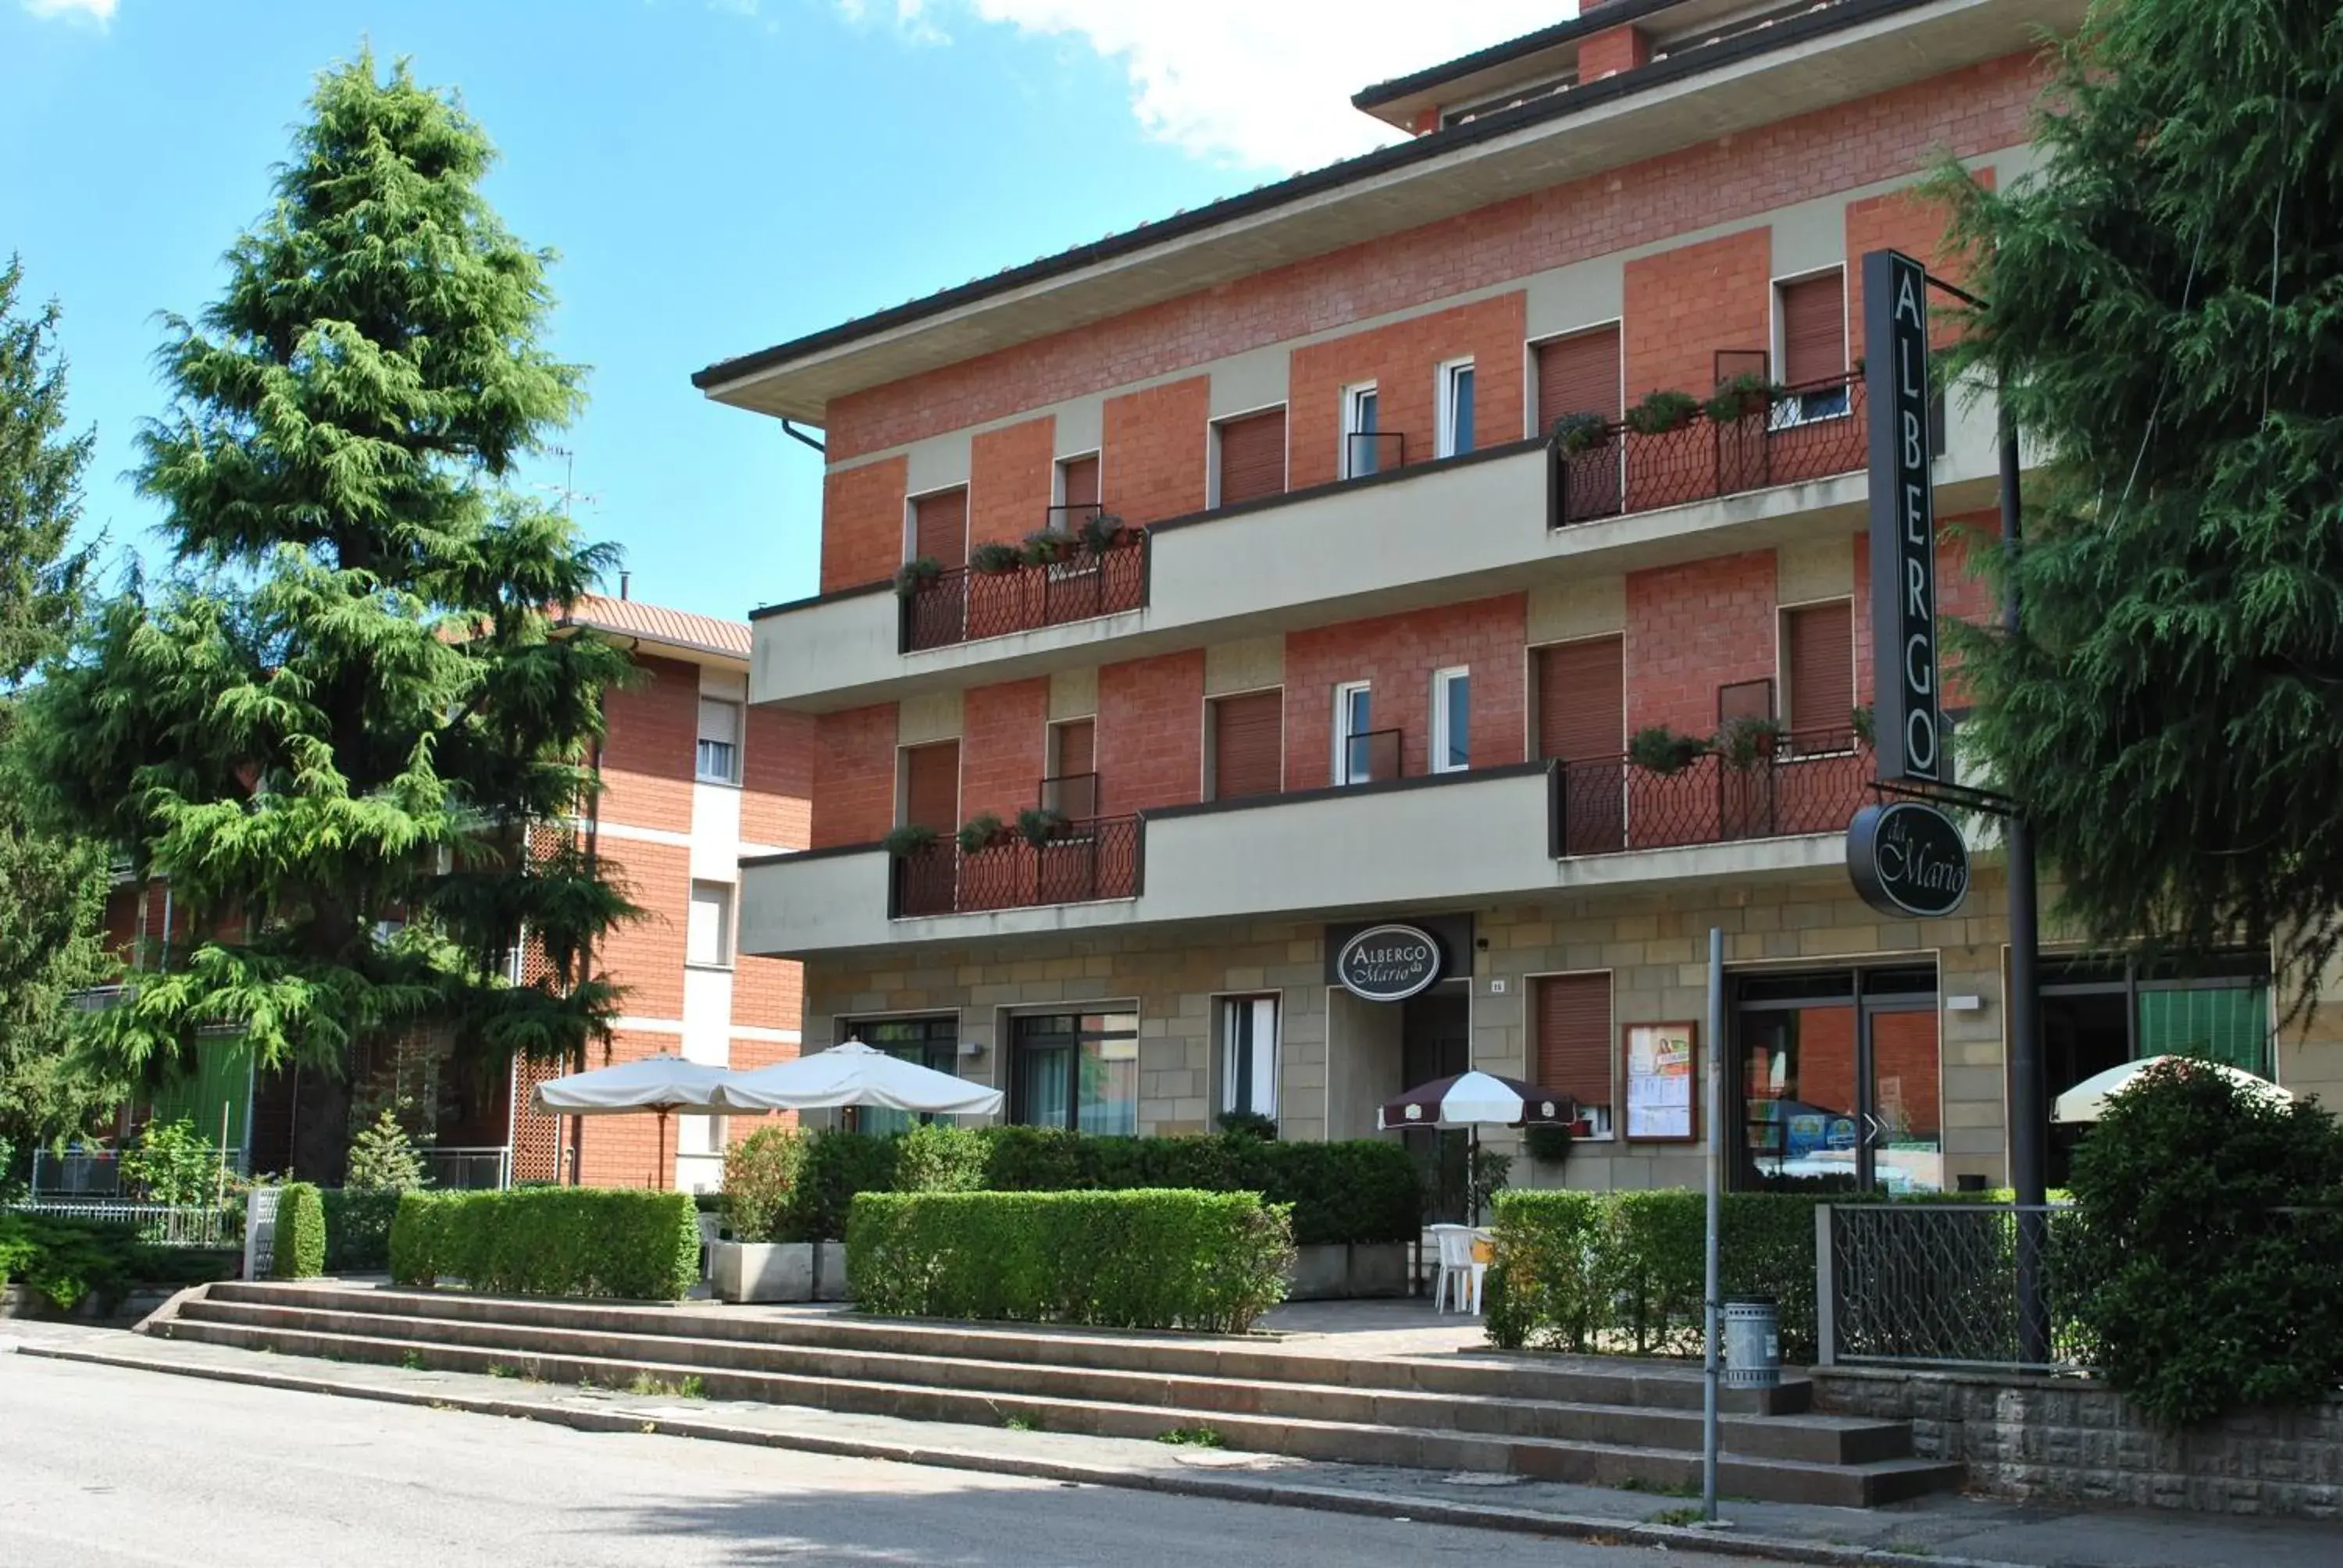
xmin=619 ymin=571 xmax=632 ymax=600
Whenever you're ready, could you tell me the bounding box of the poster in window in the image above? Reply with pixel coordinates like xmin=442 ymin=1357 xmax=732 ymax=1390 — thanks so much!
xmin=1624 ymin=1021 xmax=1697 ymax=1141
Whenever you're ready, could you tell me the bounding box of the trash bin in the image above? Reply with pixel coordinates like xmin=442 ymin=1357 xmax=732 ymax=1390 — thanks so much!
xmin=1724 ymin=1296 xmax=1781 ymax=1388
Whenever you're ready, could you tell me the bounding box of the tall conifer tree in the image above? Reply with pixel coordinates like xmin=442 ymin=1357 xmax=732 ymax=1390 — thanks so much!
xmin=25 ymin=53 xmax=637 ymax=1177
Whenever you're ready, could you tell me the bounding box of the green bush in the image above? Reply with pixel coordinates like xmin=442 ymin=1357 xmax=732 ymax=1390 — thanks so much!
xmin=320 ymin=1187 xmax=401 ymax=1272
xmin=894 ymin=1123 xmax=989 ymax=1193
xmin=0 ymin=1210 xmax=234 ymax=1311
xmin=389 ymin=1187 xmax=700 ymax=1300
xmin=344 ymin=1110 xmax=426 ymax=1192
xmin=976 ymin=1124 xmax=1083 ymax=1191
xmin=790 ymin=1128 xmax=902 ymax=1242
xmin=271 ymin=1182 xmax=328 ymax=1279
xmin=2067 ymin=1062 xmax=2343 ymax=1427
xmin=848 ymin=1188 xmax=1293 ymax=1332
xmin=720 ymin=1124 xmax=806 ymax=1243
xmin=121 ymin=1117 xmax=221 ymax=1208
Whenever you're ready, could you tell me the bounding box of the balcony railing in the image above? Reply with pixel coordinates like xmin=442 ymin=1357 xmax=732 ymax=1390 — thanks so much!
xmin=1345 ymin=431 xmax=1407 ymax=479
xmin=900 ymin=531 xmax=1147 ymax=652
xmin=1555 ymin=729 xmax=1872 ymax=857
xmin=1552 ymin=373 xmax=1868 ymax=526
xmin=893 ymin=814 xmax=1143 ymax=918
xmin=1339 ymin=727 xmax=1404 ymax=785
xmin=1039 ymin=770 xmax=1100 ymax=820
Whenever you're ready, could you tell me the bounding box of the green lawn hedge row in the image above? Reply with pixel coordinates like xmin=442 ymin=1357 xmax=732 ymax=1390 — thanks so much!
xmin=320 ymin=1188 xmax=402 ymax=1274
xmin=729 ymin=1124 xmax=1419 ymax=1248
xmin=847 ymin=1188 xmax=1293 ymax=1333
xmin=389 ymin=1188 xmax=700 ymax=1300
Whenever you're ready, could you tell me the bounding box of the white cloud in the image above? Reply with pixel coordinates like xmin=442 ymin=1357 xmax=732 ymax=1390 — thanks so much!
xmin=848 ymin=1 xmax=1578 ymax=171
xmin=23 ymin=0 xmax=116 ymax=22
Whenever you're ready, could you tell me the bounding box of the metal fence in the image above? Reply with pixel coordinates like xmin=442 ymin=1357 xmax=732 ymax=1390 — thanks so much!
xmin=893 ymin=815 xmax=1143 ymax=918
xmin=29 ymin=1146 xmax=247 ymax=1200
xmin=9 ymin=1199 xmax=235 ymax=1249
xmin=900 ymin=533 xmax=1147 ymax=651
xmin=1551 ymin=372 xmax=1868 ymax=526
xmin=1817 ymin=1202 xmax=2086 ymax=1372
xmin=1557 ymin=732 xmax=1871 ymax=857
xmin=419 ymin=1146 xmax=512 ymax=1190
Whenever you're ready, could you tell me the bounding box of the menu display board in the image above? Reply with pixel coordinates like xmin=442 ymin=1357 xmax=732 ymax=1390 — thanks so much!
xmin=1624 ymin=1021 xmax=1698 ymax=1141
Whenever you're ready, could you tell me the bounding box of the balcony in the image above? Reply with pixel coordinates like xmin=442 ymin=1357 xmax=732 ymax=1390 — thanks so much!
xmin=900 ymin=521 xmax=1147 ymax=653
xmin=1553 ymin=373 xmax=1869 ymax=527
xmin=1556 ymin=729 xmax=1874 ymax=857
xmin=893 ymin=814 xmax=1143 ymax=918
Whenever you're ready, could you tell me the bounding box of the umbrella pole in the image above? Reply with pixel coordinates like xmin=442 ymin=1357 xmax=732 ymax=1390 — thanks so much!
xmin=656 ymin=1107 xmax=669 ymax=1190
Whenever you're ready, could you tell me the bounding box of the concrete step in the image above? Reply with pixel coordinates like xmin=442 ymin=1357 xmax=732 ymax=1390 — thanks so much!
xmin=174 ymin=1296 xmax=1908 ymax=1465
xmin=197 ymin=1281 xmax=1813 ymax=1415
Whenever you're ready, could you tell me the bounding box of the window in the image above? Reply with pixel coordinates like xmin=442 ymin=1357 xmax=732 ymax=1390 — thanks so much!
xmin=1043 ymin=718 xmax=1097 ymax=818
xmin=1213 ymin=408 xmax=1287 ymax=508
xmin=1535 ymin=974 xmax=1614 ymax=1138
xmin=909 ymin=486 xmax=968 ymax=567
xmin=695 ymin=697 xmax=742 ymax=784
xmin=899 ymin=740 xmax=960 ymax=831
xmin=1341 ymin=384 xmax=1381 ymax=478
xmin=1783 ymin=601 xmax=1854 ymax=746
xmin=842 ymin=1014 xmax=961 ymax=1135
xmin=1775 ymin=271 xmax=1850 ymax=423
xmin=1011 ymin=1011 xmax=1139 ymax=1134
xmin=1332 ymin=681 xmax=1374 ymax=785
xmin=686 ymin=881 xmax=733 ymax=968
xmin=1221 ymin=996 xmax=1278 ymax=1120
xmin=1430 ymin=667 xmax=1471 ymax=773
xmin=1210 ymin=690 xmax=1283 ymax=801
xmin=1056 ymin=454 xmax=1100 ymax=511
xmin=1436 ymin=360 xmax=1476 ymax=458
xmin=1535 ymin=325 xmax=1623 ymax=433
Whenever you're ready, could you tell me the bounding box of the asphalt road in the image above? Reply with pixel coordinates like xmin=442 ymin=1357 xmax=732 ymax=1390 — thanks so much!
xmin=0 ymin=1349 xmax=1742 ymax=1567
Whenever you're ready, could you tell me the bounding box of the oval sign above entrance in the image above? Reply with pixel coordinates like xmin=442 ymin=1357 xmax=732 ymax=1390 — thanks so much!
xmin=1336 ymin=923 xmax=1444 ymax=1003
xmin=1847 ymin=801 xmax=1970 ymax=919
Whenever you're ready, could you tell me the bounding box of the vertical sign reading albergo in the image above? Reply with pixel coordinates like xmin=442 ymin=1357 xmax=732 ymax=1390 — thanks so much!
xmin=1863 ymin=249 xmax=1942 ymax=784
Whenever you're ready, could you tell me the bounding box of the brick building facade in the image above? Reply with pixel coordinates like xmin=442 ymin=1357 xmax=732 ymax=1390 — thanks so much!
xmin=704 ymin=0 xmax=2338 ymax=1203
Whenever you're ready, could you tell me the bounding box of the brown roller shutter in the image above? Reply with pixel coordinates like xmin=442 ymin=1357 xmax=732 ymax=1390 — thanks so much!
xmin=901 ymin=741 xmax=960 ymax=832
xmin=1052 ymin=718 xmax=1094 ymax=779
xmin=1535 ymin=973 xmax=1613 ymax=1122
xmin=1211 ymin=691 xmax=1283 ymax=800
xmin=912 ymin=488 xmax=968 ymax=567
xmin=1535 ymin=326 xmax=1622 ymax=433
xmin=1215 ymin=409 xmax=1287 ymax=507
xmin=1535 ymin=636 xmax=1624 ymax=761
xmin=1786 ymin=600 xmax=1854 ymax=739
xmin=1059 ymin=456 xmax=1100 ymax=511
xmin=1780 ymin=273 xmax=1847 ymax=388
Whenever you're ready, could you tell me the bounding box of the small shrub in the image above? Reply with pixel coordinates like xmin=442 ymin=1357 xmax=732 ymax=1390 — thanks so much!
xmin=345 ymin=1110 xmax=427 ymax=1193
xmin=893 ymin=556 xmax=943 ymax=598
xmin=1215 ymin=1110 xmax=1277 ymax=1141
xmin=1714 ymin=715 xmax=1785 ymax=771
xmin=1550 ymin=410 xmax=1610 ymax=454
xmin=1020 ymin=529 xmax=1070 ymax=567
xmin=1015 ymin=806 xmax=1068 ymax=847
xmin=721 ymin=1124 xmax=806 ymax=1243
xmin=321 ymin=1188 xmax=402 ymax=1272
xmin=792 ymin=1128 xmax=902 ymax=1242
xmin=956 ymin=814 xmax=1006 ymax=855
xmin=389 ymin=1187 xmax=699 ymax=1300
xmin=121 ymin=1117 xmax=218 ymax=1208
xmin=271 ymin=1183 xmax=329 ymax=1280
xmin=1627 ymin=725 xmax=1709 ymax=775
xmin=1624 ymin=388 xmax=1701 ymax=436
xmin=895 ymin=1124 xmax=989 ymax=1194
xmin=1849 ymin=704 xmax=1875 ymax=747
xmin=1521 ymin=1124 xmax=1574 ymax=1167
xmin=968 ymin=541 xmax=1024 ymax=575
xmin=1703 ymin=372 xmax=1787 ymax=425
xmin=1076 ymin=511 xmax=1125 ymax=556
xmin=880 ymin=823 xmax=938 ymax=859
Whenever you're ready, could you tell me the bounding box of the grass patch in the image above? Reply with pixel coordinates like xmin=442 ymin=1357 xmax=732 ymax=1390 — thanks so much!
xmin=1618 ymin=1477 xmax=1698 ymax=1498
xmin=486 ymin=1363 xmax=514 ymax=1379
xmin=1155 ymin=1426 xmax=1225 ymax=1449
xmin=400 ymin=1351 xmax=424 ymax=1371
xmin=1647 ymin=1507 xmax=1704 ymax=1527
xmin=1004 ymin=1414 xmax=1041 ymax=1432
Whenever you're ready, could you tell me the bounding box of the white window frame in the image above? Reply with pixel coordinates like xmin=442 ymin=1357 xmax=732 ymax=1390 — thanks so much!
xmin=695 ymin=697 xmax=743 ymax=785
xmin=686 ymin=879 xmax=734 ymax=969
xmin=1219 ymin=995 xmax=1280 ymax=1121
xmin=1332 ymin=680 xmax=1372 ymax=786
xmin=1430 ymin=665 xmax=1471 ymax=774
xmin=1770 ymin=266 xmax=1853 ymax=429
xmin=1340 ymin=383 xmax=1380 ymax=479
xmin=1435 ymin=358 xmax=1476 ymax=459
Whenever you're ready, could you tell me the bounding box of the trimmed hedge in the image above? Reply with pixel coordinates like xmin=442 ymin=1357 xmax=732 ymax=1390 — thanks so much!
xmin=0 ymin=1210 xmax=234 ymax=1310
xmin=847 ymin=1188 xmax=1293 ymax=1332
xmin=390 ymin=1188 xmax=699 ymax=1301
xmin=270 ymin=1183 xmax=328 ymax=1280
xmin=320 ymin=1188 xmax=402 ymax=1274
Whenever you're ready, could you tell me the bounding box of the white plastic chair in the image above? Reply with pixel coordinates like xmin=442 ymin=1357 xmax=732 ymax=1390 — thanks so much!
xmin=1429 ymin=1224 xmax=1486 ymax=1315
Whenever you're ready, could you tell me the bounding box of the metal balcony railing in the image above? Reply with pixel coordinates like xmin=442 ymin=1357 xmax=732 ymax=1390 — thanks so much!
xmin=1344 ymin=431 xmax=1407 ymax=479
xmin=420 ymin=1145 xmax=514 ymax=1190
xmin=1555 ymin=729 xmax=1871 ymax=857
xmin=1339 ymin=728 xmax=1404 ymax=786
xmin=1551 ymin=372 xmax=1868 ymax=526
xmin=900 ymin=531 xmax=1147 ymax=653
xmin=1039 ymin=770 xmax=1100 ymax=820
xmin=893 ymin=815 xmax=1143 ymax=918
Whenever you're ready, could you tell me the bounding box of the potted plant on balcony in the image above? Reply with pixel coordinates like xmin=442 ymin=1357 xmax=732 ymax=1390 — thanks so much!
xmin=880 ymin=823 xmax=939 ymax=859
xmin=893 ymin=556 xmax=943 ymax=599
xmin=1850 ymin=704 xmax=1875 ymax=747
xmin=1015 ymin=806 xmax=1070 ymax=848
xmin=1550 ymin=410 xmax=1610 ymax=455
xmin=1714 ymin=715 xmax=1787 ymax=771
xmin=1078 ymin=511 xmax=1126 ymax=557
xmin=968 ymin=541 xmax=1025 ymax=576
xmin=1627 ymin=725 xmax=1709 ymax=775
xmin=1624 ymin=388 xmax=1702 ymax=437
xmin=1020 ymin=529 xmax=1071 ymax=568
xmin=1703 ymin=371 xmax=1788 ymax=424
xmin=957 ymin=813 xmax=1008 ymax=854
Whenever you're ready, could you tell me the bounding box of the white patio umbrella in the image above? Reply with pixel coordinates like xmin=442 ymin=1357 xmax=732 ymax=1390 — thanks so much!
xmin=2051 ymin=1055 xmax=2292 ymax=1124
xmin=530 ymin=1054 xmax=736 ymax=1186
xmin=713 ymin=1040 xmax=1004 ymax=1118
xmin=1378 ymin=1071 xmax=1576 ymax=1226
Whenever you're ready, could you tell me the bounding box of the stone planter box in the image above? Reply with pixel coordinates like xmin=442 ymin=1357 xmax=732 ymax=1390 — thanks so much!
xmin=1283 ymin=1242 xmax=1410 ymax=1301
xmin=810 ymin=1241 xmax=852 ymax=1302
xmin=709 ymin=1240 xmax=854 ymax=1304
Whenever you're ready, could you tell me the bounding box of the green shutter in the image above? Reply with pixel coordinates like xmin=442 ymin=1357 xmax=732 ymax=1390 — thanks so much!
xmin=2136 ymin=986 xmax=2270 ymax=1076
xmin=147 ymin=1038 xmax=255 ymax=1158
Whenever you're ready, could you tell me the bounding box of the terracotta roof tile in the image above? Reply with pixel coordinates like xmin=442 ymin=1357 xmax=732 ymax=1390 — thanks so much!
xmin=558 ymin=595 xmax=751 ymax=661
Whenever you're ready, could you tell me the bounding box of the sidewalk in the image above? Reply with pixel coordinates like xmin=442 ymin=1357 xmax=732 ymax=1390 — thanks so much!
xmin=2 ymin=1319 xmax=2321 ymax=1568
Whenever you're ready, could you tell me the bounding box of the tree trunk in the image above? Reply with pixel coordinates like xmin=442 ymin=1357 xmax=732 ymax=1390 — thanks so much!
xmin=288 ymin=1059 xmax=354 ymax=1185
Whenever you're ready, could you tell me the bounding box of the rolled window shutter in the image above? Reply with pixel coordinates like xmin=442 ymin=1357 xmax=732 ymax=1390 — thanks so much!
xmin=1216 ymin=410 xmax=1287 ymax=507
xmin=1536 ymin=326 xmax=1623 ymax=433
xmin=1059 ymin=457 xmax=1100 ymax=511
xmin=903 ymin=741 xmax=960 ymax=832
xmin=1212 ymin=691 xmax=1283 ymax=800
xmin=912 ymin=488 xmax=968 ymax=567
xmin=1053 ymin=718 xmax=1094 ymax=779
xmin=1536 ymin=636 xmax=1624 ymax=761
xmin=1535 ymin=974 xmax=1613 ymax=1116
xmin=1786 ymin=601 xmax=1854 ymax=738
xmin=1780 ymin=274 xmax=1847 ymax=387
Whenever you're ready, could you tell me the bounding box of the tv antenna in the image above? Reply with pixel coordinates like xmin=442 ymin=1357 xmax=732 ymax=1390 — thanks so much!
xmin=533 ymin=447 xmax=601 ymax=521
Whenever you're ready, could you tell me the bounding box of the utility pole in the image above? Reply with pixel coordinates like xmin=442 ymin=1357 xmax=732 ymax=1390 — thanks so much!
xmin=2000 ymin=404 xmax=2050 ymax=1365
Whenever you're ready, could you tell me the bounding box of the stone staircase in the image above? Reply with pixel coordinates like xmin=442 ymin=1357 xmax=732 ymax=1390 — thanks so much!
xmin=152 ymin=1281 xmax=1962 ymax=1506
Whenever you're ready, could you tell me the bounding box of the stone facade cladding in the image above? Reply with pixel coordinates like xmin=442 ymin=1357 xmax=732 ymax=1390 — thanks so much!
xmin=1815 ymin=1368 xmax=2343 ymax=1520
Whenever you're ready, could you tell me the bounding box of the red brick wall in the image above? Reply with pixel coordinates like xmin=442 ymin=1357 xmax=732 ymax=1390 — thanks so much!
xmin=1097 ymin=650 xmax=1206 ymax=812
xmin=811 ymin=703 xmax=899 ymax=848
xmin=741 ymin=704 xmax=814 ymax=852
xmin=1102 ymin=377 xmax=1210 ymax=526
xmin=1286 ymin=294 xmax=1528 ymax=490
xmin=1282 ymin=596 xmax=1529 ymax=786
xmin=960 ymin=678 xmax=1050 ymax=821
xmin=1624 ymin=552 xmax=1778 ymax=736
xmin=822 ymin=455 xmax=908 ymax=593
xmin=822 ymin=56 xmax=2038 ymax=462
xmin=1623 ymin=228 xmax=1772 ymax=404
xmin=970 ymin=415 xmax=1056 ymax=549
xmin=599 ymin=654 xmax=697 ymax=834
xmin=592 ymin=839 xmax=687 ymax=1021
xmin=574 ymin=1026 xmax=686 ymax=1188
xmin=1844 ymin=170 xmax=1993 ymax=344
xmin=1579 ymin=23 xmax=1650 ymax=80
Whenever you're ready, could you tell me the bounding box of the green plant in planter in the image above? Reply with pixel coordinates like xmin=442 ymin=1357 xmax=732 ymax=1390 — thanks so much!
xmin=893 ymin=556 xmax=943 ymax=598
xmin=1627 ymin=725 xmax=1709 ymax=775
xmin=881 ymin=823 xmax=939 ymax=859
xmin=1550 ymin=410 xmax=1610 ymax=454
xmin=1703 ymin=372 xmax=1788 ymax=425
xmin=1077 ymin=511 xmax=1125 ymax=556
xmin=968 ymin=541 xmax=1025 ymax=575
xmin=1624 ymin=389 xmax=1702 ymax=437
xmin=1015 ymin=806 xmax=1069 ymax=848
xmin=1216 ymin=1110 xmax=1278 ymax=1140
xmin=1020 ymin=529 xmax=1071 ymax=568
xmin=957 ymin=813 xmax=1007 ymax=855
xmin=1849 ymin=704 xmax=1875 ymax=747
xmin=1521 ymin=1124 xmax=1574 ymax=1167
xmin=1714 ymin=715 xmax=1786 ymax=770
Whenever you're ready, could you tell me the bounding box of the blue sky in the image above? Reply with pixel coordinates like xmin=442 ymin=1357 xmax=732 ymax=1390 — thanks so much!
xmin=2 ymin=0 xmax=1565 ymax=620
